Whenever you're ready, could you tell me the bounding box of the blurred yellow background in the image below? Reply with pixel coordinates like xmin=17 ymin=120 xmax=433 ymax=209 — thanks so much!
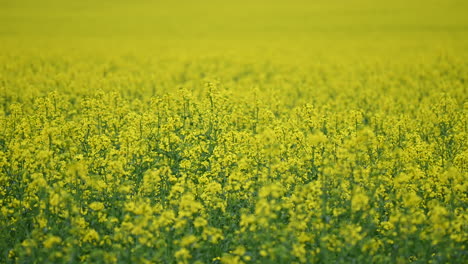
xmin=1 ymin=0 xmax=467 ymax=56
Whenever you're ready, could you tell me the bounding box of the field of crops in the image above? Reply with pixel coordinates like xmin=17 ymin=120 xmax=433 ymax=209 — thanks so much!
xmin=1 ymin=0 xmax=467 ymax=263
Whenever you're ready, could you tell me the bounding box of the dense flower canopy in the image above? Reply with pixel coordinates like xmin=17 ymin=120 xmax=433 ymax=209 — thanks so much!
xmin=1 ymin=0 xmax=467 ymax=263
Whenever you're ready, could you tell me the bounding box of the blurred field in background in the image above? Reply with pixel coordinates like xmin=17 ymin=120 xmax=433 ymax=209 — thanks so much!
xmin=1 ymin=0 xmax=468 ymax=100
xmin=1 ymin=0 xmax=468 ymax=52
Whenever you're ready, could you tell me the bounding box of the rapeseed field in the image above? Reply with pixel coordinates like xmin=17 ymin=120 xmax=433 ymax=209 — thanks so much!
xmin=1 ymin=0 xmax=467 ymax=263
